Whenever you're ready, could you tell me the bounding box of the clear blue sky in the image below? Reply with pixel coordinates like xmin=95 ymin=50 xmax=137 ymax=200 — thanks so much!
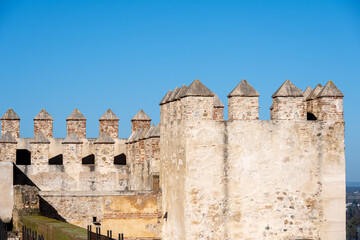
xmin=0 ymin=0 xmax=359 ymax=181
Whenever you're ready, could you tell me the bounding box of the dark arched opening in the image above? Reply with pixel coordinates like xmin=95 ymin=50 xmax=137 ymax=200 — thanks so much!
xmin=49 ymin=154 xmax=63 ymax=165
xmin=16 ymin=149 xmax=31 ymax=165
xmin=82 ymin=154 xmax=95 ymax=164
xmin=114 ymin=153 xmax=126 ymax=165
xmin=307 ymin=112 xmax=317 ymax=121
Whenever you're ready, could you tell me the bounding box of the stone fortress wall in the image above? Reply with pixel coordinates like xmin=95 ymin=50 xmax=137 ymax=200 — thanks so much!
xmin=0 ymin=78 xmax=345 ymax=240
xmin=0 ymin=108 xmax=160 ymax=192
xmin=0 ymin=107 xmax=161 ymax=239
xmin=160 ymin=79 xmax=345 ymax=240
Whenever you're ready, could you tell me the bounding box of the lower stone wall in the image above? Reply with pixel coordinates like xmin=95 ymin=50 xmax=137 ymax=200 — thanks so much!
xmin=40 ymin=191 xmax=162 ymax=239
xmin=22 ymin=215 xmax=87 ymax=240
xmin=12 ymin=185 xmax=40 ymax=231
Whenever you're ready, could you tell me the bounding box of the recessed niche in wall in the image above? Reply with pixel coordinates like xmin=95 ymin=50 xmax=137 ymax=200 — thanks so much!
xmin=307 ymin=112 xmax=317 ymax=121
xmin=114 ymin=153 xmax=126 ymax=165
xmin=49 ymin=154 xmax=63 ymax=165
xmin=152 ymin=175 xmax=160 ymax=191
xmin=16 ymin=149 xmax=31 ymax=165
xmin=82 ymin=154 xmax=95 ymax=164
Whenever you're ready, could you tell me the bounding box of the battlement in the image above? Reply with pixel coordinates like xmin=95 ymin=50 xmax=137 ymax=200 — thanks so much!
xmin=0 ymin=79 xmax=345 ymax=240
xmin=0 ymin=108 xmax=161 ymax=193
xmin=159 ymin=79 xmax=344 ymax=123
xmin=159 ymin=78 xmax=345 ymax=240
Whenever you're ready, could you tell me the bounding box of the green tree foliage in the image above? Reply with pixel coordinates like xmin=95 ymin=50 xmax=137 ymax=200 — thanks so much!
xmin=347 ymin=217 xmax=360 ymax=240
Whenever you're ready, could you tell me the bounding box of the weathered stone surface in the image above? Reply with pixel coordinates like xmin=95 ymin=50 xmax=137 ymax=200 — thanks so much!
xmin=12 ymin=185 xmax=40 ymax=231
xmin=0 ymin=141 xmax=17 ymax=162
xmin=34 ymin=109 xmax=53 ymax=138
xmin=131 ymin=110 xmax=152 ymax=133
xmin=161 ymin=82 xmax=345 ymax=240
xmin=184 ymin=79 xmax=214 ymax=97
xmin=306 ymin=84 xmax=323 ymax=118
xmin=0 ymin=79 xmax=345 ymax=240
xmin=1 ymin=108 xmax=20 ymax=120
xmin=271 ymin=96 xmax=306 ymax=120
xmin=303 ymin=86 xmax=313 ymax=100
xmin=0 ymin=162 xmax=13 ymax=223
xmin=228 ymin=79 xmax=260 ymax=97
xmin=150 ymin=124 xmax=160 ymax=138
xmin=67 ymin=109 xmax=86 ymax=120
xmin=168 ymin=87 xmax=180 ymax=102
xmin=0 ymin=131 xmax=17 ymax=143
xmin=145 ymin=125 xmax=156 ymax=139
xmin=66 ymin=109 xmax=86 ymax=138
xmin=318 ymin=80 xmax=344 ymax=98
xmin=30 ymin=132 xmax=50 ymax=144
xmin=62 ymin=132 xmax=82 ymax=144
xmin=40 ymin=191 xmax=160 ymax=239
xmin=159 ymin=90 xmax=173 ymax=105
xmin=99 ymin=109 xmax=119 ymax=120
xmin=99 ymin=110 xmax=119 ymax=139
xmin=34 ymin=109 xmax=53 ymax=120
xmin=1 ymin=109 xmax=20 ymax=138
xmin=272 ymin=79 xmax=303 ymax=97
xmin=228 ymin=96 xmax=259 ymax=120
xmin=175 ymin=84 xmax=188 ymax=100
xmin=34 ymin=119 xmax=53 ymax=138
xmin=307 ymin=83 xmax=323 ymax=100
xmin=213 ymin=107 xmax=224 ymax=120
xmin=213 ymin=94 xmax=224 ymax=108
xmin=132 ymin=109 xmax=151 ymax=121
xmin=213 ymin=94 xmax=224 ymax=120
xmin=95 ymin=132 xmax=115 ymax=144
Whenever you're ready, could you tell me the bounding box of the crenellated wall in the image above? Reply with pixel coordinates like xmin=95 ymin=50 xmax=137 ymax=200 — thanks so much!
xmin=0 ymin=107 xmax=161 ymax=239
xmin=160 ymin=79 xmax=345 ymax=240
xmin=0 ymin=78 xmax=345 ymax=240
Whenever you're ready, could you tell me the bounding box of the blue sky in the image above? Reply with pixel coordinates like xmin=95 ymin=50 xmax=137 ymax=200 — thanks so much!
xmin=0 ymin=0 xmax=359 ymax=180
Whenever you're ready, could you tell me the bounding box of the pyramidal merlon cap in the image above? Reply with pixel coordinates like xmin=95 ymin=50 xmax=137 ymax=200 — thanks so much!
xmin=272 ymin=80 xmax=303 ymax=98
xmin=306 ymin=84 xmax=323 ymax=100
xmin=67 ymin=109 xmax=86 ymax=120
xmin=0 ymin=132 xmax=17 ymax=143
xmin=34 ymin=109 xmax=53 ymax=120
xmin=303 ymin=86 xmax=313 ymax=99
xmin=134 ymin=128 xmax=145 ymax=142
xmin=131 ymin=109 xmax=151 ymax=121
xmin=168 ymin=87 xmax=180 ymax=102
xmin=126 ymin=130 xmax=138 ymax=143
xmin=95 ymin=132 xmax=115 ymax=144
xmin=62 ymin=132 xmax=82 ymax=144
xmin=30 ymin=131 xmax=50 ymax=144
xmin=317 ymin=81 xmax=344 ymax=98
xmin=139 ymin=126 xmax=150 ymax=140
xmin=159 ymin=90 xmax=173 ymax=105
xmin=184 ymin=79 xmax=214 ymax=97
xmin=99 ymin=109 xmax=119 ymax=121
xmin=1 ymin=108 xmax=20 ymax=120
xmin=214 ymin=94 xmax=224 ymax=107
xmin=175 ymin=84 xmax=188 ymax=100
xmin=150 ymin=124 xmax=160 ymax=138
xmin=228 ymin=79 xmax=260 ymax=97
xmin=145 ymin=125 xmax=156 ymax=138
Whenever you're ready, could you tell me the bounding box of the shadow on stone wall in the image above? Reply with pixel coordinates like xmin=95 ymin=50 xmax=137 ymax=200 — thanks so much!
xmin=39 ymin=197 xmax=66 ymax=222
xmin=13 ymin=165 xmax=38 ymax=187
xmin=12 ymin=164 xmax=67 ymax=227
